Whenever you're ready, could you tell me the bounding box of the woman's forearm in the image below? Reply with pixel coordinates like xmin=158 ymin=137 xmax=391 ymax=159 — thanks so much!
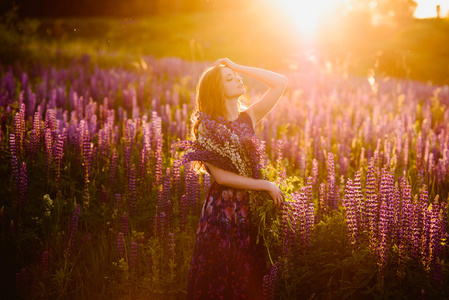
xmin=234 ymin=64 xmax=288 ymax=88
xmin=205 ymin=163 xmax=270 ymax=191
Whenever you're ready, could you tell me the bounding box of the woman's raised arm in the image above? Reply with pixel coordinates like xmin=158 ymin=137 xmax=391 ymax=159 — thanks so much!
xmin=205 ymin=162 xmax=285 ymax=207
xmin=213 ymin=58 xmax=288 ymax=125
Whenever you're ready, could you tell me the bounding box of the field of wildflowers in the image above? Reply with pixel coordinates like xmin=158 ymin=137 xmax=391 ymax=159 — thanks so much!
xmin=0 ymin=55 xmax=448 ymax=299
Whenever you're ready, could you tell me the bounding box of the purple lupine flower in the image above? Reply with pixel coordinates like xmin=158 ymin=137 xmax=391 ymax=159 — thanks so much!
xmin=263 ymin=262 xmax=279 ymax=300
xmin=14 ymin=107 xmax=25 ymax=157
xmin=326 ymin=152 xmax=338 ymax=210
xmin=318 ymin=182 xmax=326 ymax=219
xmin=122 ymin=211 xmax=129 ymax=236
xmin=55 ymin=134 xmax=64 ymax=187
xmin=41 ymin=250 xmax=50 ymax=270
xmin=420 ymin=203 xmax=430 ymax=268
xmin=153 ymin=212 xmax=167 ymax=241
xmin=280 ymin=199 xmax=294 ymax=255
xmin=353 ymin=171 xmax=365 ymax=233
xmin=154 ymin=133 xmax=163 ymax=186
xmin=45 ymin=128 xmax=53 ymax=177
xmin=162 ymin=167 xmax=171 ymax=204
xmin=10 ymin=136 xmax=19 ymax=195
xmin=109 ymin=149 xmax=118 ymax=187
xmin=400 ymin=179 xmax=412 ymax=247
xmin=312 ymin=159 xmax=318 ymax=186
xmin=411 ymin=201 xmax=421 ymax=258
xmin=138 ymin=148 xmax=146 ymax=183
xmin=64 ymin=205 xmax=81 ymax=258
xmin=18 ymin=162 xmax=27 ymax=218
xmin=82 ymin=129 xmax=92 ymax=179
xmin=343 ymin=179 xmax=358 ymax=247
xmin=306 ymin=176 xmax=313 ymax=203
xmin=377 ymin=195 xmax=388 ymax=274
xmin=128 ymin=164 xmax=137 ymax=215
xmin=130 ymin=241 xmax=138 ymax=269
xmin=117 ymin=232 xmax=125 ymax=258
xmin=168 ymin=232 xmax=175 ymax=261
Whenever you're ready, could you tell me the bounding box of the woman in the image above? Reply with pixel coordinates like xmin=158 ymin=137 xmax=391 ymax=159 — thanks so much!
xmin=186 ymin=58 xmax=288 ymax=299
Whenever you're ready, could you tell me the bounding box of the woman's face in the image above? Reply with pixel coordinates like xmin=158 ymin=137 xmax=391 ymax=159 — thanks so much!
xmin=220 ymin=67 xmax=245 ymax=99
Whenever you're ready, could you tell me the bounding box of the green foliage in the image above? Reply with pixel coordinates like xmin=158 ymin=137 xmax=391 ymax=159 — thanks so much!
xmin=0 ymin=5 xmax=40 ymax=63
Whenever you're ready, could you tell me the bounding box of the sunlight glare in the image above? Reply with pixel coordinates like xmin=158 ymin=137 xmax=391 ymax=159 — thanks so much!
xmin=414 ymin=0 xmax=449 ymax=18
xmin=276 ymin=0 xmax=348 ymax=38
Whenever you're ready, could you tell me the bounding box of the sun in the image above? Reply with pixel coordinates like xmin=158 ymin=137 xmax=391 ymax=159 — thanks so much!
xmin=275 ymin=0 xmax=348 ymax=38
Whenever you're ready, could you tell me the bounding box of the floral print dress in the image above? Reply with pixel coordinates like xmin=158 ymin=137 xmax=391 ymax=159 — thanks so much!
xmin=186 ymin=111 xmax=266 ymax=299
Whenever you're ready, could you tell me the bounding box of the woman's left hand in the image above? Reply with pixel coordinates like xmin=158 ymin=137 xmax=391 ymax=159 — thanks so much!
xmin=212 ymin=58 xmax=239 ymax=70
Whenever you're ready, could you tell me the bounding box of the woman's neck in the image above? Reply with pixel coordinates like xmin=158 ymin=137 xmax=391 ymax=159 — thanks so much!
xmin=225 ymin=97 xmax=240 ymax=121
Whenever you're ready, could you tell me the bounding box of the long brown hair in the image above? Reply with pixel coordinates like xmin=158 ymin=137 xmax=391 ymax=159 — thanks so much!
xmin=191 ymin=65 xmax=244 ymax=140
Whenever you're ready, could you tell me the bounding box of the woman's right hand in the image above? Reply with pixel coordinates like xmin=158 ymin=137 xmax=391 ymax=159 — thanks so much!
xmin=264 ymin=181 xmax=285 ymax=208
xmin=212 ymin=58 xmax=240 ymax=70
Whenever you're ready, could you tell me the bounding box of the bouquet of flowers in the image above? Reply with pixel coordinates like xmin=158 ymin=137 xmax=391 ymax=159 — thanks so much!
xmin=174 ymin=112 xmax=292 ymax=262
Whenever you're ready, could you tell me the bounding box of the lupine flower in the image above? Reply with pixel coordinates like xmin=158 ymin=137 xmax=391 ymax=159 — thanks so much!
xmin=312 ymin=159 xmax=318 ymax=186
xmin=326 ymin=152 xmax=338 ymax=210
xmin=263 ymin=262 xmax=279 ymax=300
xmin=109 ymin=149 xmax=118 ymax=186
xmin=55 ymin=134 xmax=64 ymax=187
xmin=343 ymin=179 xmax=358 ymax=247
xmin=318 ymin=182 xmax=326 ymax=219
xmin=154 ymin=212 xmax=167 ymax=241
xmin=130 ymin=241 xmax=138 ymax=269
xmin=18 ymin=162 xmax=27 ymax=218
xmin=64 ymin=205 xmax=81 ymax=258
xmin=45 ymin=128 xmax=53 ymax=177
xmin=117 ymin=232 xmax=125 ymax=258
xmin=377 ymin=195 xmax=388 ymax=274
xmin=128 ymin=164 xmax=137 ymax=215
